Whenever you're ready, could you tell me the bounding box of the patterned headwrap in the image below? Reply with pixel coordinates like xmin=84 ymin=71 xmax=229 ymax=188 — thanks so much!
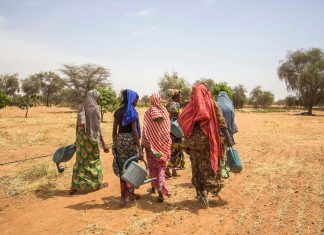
xmin=178 ymin=83 xmax=222 ymax=174
xmin=142 ymin=93 xmax=172 ymax=162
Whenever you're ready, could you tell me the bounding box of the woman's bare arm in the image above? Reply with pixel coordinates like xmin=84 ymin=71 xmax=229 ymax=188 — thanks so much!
xmin=131 ymin=121 xmax=144 ymax=159
xmin=112 ymin=118 xmax=118 ymax=146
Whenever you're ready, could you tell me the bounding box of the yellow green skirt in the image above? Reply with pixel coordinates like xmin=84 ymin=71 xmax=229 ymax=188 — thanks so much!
xmin=71 ymin=130 xmax=104 ymax=190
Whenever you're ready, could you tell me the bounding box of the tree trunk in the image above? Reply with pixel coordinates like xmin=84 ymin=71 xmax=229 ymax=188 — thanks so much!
xmin=101 ymin=109 xmax=104 ymax=123
xmin=307 ymin=104 xmax=313 ymax=115
xmin=25 ymin=108 xmax=28 ymax=118
xmin=46 ymin=93 xmax=50 ymax=107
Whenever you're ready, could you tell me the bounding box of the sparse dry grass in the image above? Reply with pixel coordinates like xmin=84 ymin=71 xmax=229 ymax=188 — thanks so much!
xmin=0 ymin=106 xmax=323 ymax=234
xmin=0 ymin=162 xmax=61 ymax=198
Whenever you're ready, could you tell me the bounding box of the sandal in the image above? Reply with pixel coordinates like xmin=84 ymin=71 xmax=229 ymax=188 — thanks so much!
xmin=198 ymin=192 xmax=209 ymax=208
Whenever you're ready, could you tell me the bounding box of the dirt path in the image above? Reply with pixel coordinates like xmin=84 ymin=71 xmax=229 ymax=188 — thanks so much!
xmin=0 ymin=111 xmax=323 ymax=234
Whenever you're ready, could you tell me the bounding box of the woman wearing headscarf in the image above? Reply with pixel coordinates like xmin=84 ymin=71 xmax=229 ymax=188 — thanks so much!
xmin=178 ymin=83 xmax=232 ymax=207
xmin=165 ymin=89 xmax=185 ymax=177
xmin=112 ymin=89 xmax=143 ymax=206
xmin=70 ymin=89 xmax=109 ymax=195
xmin=217 ymin=91 xmax=238 ymax=178
xmin=142 ymin=93 xmax=172 ymax=202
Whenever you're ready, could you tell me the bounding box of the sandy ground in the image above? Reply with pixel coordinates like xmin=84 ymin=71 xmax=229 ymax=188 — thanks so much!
xmin=0 ymin=107 xmax=323 ymax=235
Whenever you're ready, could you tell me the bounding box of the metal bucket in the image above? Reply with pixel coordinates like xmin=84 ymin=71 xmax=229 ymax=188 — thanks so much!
xmin=121 ymin=157 xmax=156 ymax=189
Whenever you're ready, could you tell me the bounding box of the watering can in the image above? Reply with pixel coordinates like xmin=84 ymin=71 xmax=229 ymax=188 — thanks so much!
xmin=53 ymin=144 xmax=76 ymax=173
xmin=121 ymin=156 xmax=156 ymax=189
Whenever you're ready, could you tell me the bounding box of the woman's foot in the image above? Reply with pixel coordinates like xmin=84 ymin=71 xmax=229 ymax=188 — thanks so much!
xmin=130 ymin=193 xmax=141 ymax=201
xmin=165 ymin=168 xmax=172 ymax=178
xmin=200 ymin=190 xmax=209 ymax=208
xmin=97 ymin=182 xmax=108 ymax=190
xmin=157 ymin=191 xmax=165 ymax=202
xmin=69 ymin=189 xmax=77 ymax=195
xmin=147 ymin=187 xmax=156 ymax=194
xmin=120 ymin=197 xmax=130 ymax=207
xmin=172 ymin=169 xmax=180 ymax=177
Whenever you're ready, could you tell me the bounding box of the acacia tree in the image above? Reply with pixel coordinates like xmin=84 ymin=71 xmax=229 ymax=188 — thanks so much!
xmin=60 ymin=64 xmax=111 ymax=105
xmin=233 ymin=85 xmax=247 ymax=109
xmin=278 ymin=48 xmax=324 ymax=115
xmin=21 ymin=75 xmax=42 ymax=107
xmin=39 ymin=72 xmax=65 ymax=107
xmin=97 ymin=86 xmax=119 ymax=122
xmin=212 ymin=82 xmax=234 ymax=99
xmin=0 ymin=73 xmax=20 ymax=98
xmin=158 ymin=72 xmax=191 ymax=101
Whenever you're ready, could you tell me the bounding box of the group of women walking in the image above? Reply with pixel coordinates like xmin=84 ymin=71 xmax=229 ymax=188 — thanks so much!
xmin=70 ymin=82 xmax=237 ymax=208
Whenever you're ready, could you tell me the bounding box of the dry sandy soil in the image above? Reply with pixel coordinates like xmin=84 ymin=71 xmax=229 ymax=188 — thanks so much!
xmin=0 ymin=106 xmax=323 ymax=235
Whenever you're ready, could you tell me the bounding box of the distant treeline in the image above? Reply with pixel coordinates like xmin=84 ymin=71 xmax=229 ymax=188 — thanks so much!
xmin=0 ymin=48 xmax=323 ymax=117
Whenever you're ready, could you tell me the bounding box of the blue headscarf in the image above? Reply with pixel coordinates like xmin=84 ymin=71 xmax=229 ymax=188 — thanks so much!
xmin=216 ymin=91 xmax=238 ymax=142
xmin=122 ymin=89 xmax=141 ymax=137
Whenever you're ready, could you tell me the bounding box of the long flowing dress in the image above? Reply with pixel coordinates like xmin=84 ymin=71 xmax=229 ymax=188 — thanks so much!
xmin=71 ymin=130 xmax=103 ymax=190
xmin=142 ymin=93 xmax=172 ymax=196
xmin=71 ymin=90 xmax=104 ymax=191
xmin=113 ymin=89 xmax=141 ymax=199
xmin=178 ymin=84 xmax=224 ymax=194
xmin=167 ymin=101 xmax=185 ymax=169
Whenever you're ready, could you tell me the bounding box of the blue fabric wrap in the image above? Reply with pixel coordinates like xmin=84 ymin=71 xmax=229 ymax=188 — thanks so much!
xmin=216 ymin=91 xmax=238 ymax=142
xmin=122 ymin=89 xmax=141 ymax=137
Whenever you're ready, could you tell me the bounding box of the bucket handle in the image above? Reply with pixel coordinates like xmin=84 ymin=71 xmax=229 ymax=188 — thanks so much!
xmin=122 ymin=156 xmax=148 ymax=175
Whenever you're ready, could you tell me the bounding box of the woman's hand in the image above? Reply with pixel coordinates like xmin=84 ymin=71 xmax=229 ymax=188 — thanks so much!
xmin=138 ymin=148 xmax=144 ymax=160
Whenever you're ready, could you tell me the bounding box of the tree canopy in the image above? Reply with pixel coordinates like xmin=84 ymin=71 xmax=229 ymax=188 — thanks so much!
xmin=18 ymin=95 xmax=33 ymax=118
xmin=0 ymin=73 xmax=20 ymax=97
xmin=233 ymin=85 xmax=247 ymax=109
xmin=158 ymin=72 xmax=191 ymax=101
xmin=60 ymin=64 xmax=111 ymax=105
xmin=212 ymin=82 xmax=234 ymax=99
xmin=194 ymin=78 xmax=215 ymax=91
xmin=21 ymin=75 xmax=42 ymax=106
xmin=0 ymin=91 xmax=10 ymax=109
xmin=97 ymin=87 xmax=119 ymax=122
xmin=249 ymin=86 xmax=274 ymax=108
xmin=278 ymin=48 xmax=324 ymax=115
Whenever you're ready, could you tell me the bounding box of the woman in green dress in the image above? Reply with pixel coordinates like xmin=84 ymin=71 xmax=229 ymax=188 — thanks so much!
xmin=70 ymin=89 xmax=109 ymax=195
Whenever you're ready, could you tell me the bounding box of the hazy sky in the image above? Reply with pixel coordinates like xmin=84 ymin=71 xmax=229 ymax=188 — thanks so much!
xmin=0 ymin=0 xmax=323 ymax=100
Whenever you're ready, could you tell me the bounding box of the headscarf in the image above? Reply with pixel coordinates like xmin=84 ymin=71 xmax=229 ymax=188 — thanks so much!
xmin=168 ymin=89 xmax=181 ymax=99
xmin=142 ymin=93 xmax=172 ymax=162
xmin=82 ymin=89 xmax=101 ymax=143
xmin=122 ymin=89 xmax=141 ymax=137
xmin=217 ymin=91 xmax=238 ymax=142
xmin=178 ymin=83 xmax=222 ymax=174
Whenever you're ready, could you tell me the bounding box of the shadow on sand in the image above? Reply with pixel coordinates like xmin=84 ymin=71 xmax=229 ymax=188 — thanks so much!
xmin=64 ymin=193 xmax=228 ymax=214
